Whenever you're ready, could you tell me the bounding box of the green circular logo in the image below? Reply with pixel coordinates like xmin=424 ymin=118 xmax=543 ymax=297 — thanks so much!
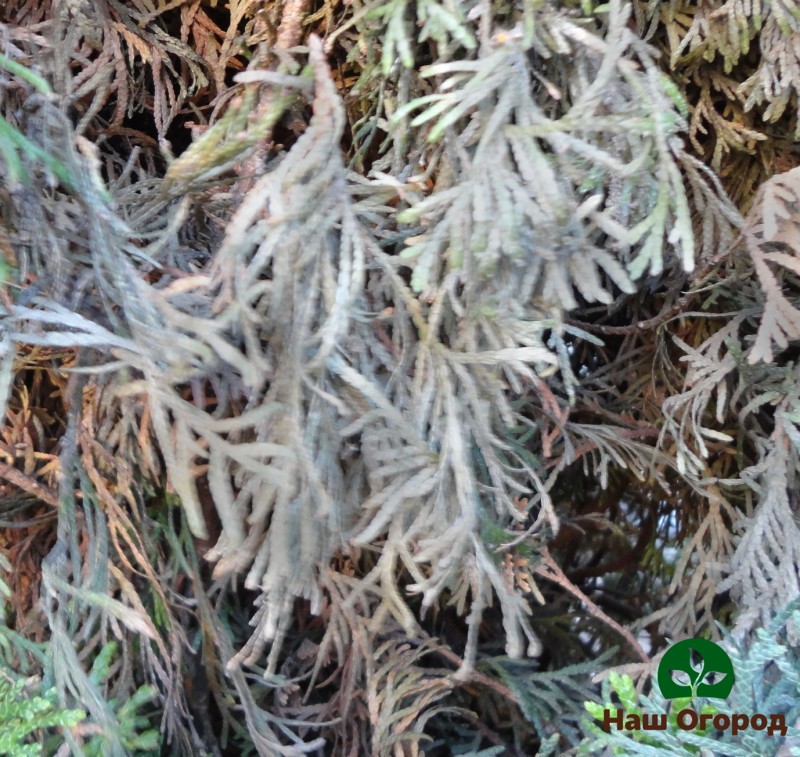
xmin=657 ymin=638 xmax=734 ymax=700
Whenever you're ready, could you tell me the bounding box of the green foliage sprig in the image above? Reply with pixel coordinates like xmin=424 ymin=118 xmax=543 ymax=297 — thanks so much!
xmin=0 ymin=677 xmax=84 ymax=757
xmin=0 ymin=53 xmax=73 ymax=189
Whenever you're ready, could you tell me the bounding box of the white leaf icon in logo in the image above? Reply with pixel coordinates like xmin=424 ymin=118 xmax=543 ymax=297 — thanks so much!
xmin=670 ymin=670 xmax=692 ymax=687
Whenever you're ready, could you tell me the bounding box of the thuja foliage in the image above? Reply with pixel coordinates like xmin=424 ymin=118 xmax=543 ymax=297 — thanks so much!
xmin=0 ymin=556 xmax=158 ymax=754
xmin=1 ymin=0 xmax=800 ymax=753
xmin=0 ymin=677 xmax=84 ymax=757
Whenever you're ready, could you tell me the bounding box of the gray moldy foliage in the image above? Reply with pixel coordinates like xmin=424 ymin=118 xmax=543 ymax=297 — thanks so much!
xmin=1 ymin=0 xmax=800 ymax=754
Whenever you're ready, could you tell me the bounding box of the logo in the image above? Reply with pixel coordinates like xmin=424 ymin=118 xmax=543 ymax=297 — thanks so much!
xmin=596 ymin=639 xmax=787 ymax=737
xmin=657 ymin=638 xmax=734 ymax=700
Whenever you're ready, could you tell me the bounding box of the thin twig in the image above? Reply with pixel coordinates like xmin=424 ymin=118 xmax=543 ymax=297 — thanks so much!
xmin=566 ymin=232 xmax=746 ymax=336
xmin=534 ymin=548 xmax=650 ymax=662
xmin=419 ymin=632 xmax=520 ymax=703
xmin=0 ymin=464 xmax=59 ymax=508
